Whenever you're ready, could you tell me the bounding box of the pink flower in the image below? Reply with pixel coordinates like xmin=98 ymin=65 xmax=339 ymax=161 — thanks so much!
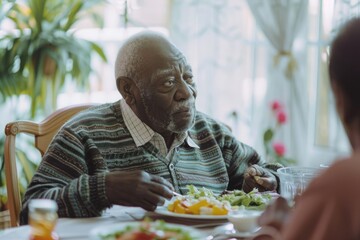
xmin=273 ymin=142 xmax=286 ymax=156
xmin=276 ymin=111 xmax=287 ymax=124
xmin=271 ymin=100 xmax=282 ymax=112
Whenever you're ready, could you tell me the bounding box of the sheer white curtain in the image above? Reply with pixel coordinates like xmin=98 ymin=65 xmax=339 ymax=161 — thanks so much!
xmin=169 ymin=0 xmax=269 ymax=148
xmin=246 ymin=0 xmax=308 ymax=163
xmin=332 ymin=0 xmax=360 ymax=32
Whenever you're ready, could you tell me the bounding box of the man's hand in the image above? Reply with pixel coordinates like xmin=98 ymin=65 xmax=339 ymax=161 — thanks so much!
xmin=243 ymin=164 xmax=277 ymax=192
xmin=257 ymin=197 xmax=291 ymax=231
xmin=105 ymin=170 xmax=174 ymax=211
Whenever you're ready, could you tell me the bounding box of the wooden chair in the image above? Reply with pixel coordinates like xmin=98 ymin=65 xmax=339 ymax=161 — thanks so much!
xmin=4 ymin=103 xmax=96 ymax=227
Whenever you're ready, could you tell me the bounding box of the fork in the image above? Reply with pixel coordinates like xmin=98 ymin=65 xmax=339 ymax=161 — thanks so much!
xmin=172 ymin=191 xmax=183 ymax=197
xmin=206 ymin=234 xmax=243 ymax=240
xmin=125 ymin=211 xmax=144 ymax=221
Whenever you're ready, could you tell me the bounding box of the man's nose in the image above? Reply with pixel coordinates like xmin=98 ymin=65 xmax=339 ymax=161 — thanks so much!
xmin=175 ymin=80 xmax=196 ymax=101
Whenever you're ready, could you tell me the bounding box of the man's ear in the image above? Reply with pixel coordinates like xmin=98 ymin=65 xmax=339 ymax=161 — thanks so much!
xmin=117 ymin=77 xmax=136 ymax=106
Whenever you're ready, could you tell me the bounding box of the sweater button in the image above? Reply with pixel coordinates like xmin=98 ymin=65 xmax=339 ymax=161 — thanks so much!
xmin=169 ymin=163 xmax=175 ymax=170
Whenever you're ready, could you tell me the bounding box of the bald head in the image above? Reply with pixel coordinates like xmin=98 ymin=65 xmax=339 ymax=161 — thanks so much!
xmin=114 ymin=31 xmax=184 ymax=91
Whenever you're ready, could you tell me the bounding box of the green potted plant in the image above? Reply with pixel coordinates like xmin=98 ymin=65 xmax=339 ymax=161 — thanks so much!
xmin=0 ymin=0 xmax=107 ymax=117
xmin=0 ymin=0 xmax=107 ymax=226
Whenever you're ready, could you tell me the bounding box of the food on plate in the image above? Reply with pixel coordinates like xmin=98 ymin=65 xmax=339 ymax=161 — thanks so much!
xmin=99 ymin=219 xmax=193 ymax=240
xmin=167 ymin=185 xmax=273 ymax=215
xmin=167 ymin=196 xmax=231 ymax=215
xmin=218 ymin=189 xmax=273 ymax=210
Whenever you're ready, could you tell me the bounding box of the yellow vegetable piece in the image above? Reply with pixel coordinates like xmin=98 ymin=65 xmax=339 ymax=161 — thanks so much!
xmin=167 ymin=203 xmax=174 ymax=211
xmin=167 ymin=199 xmax=180 ymax=212
xmin=168 ymin=198 xmax=229 ymax=216
xmin=187 ymin=199 xmax=209 ymax=214
xmin=212 ymin=205 xmax=228 ymax=215
xmin=174 ymin=203 xmax=187 ymax=214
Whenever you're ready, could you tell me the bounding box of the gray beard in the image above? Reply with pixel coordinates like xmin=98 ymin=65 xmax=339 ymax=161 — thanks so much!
xmin=140 ymin=91 xmax=170 ymax=131
xmin=140 ymin=91 xmax=195 ymax=133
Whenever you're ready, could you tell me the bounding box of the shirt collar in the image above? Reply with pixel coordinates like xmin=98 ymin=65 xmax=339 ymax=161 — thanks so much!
xmin=186 ymin=135 xmax=200 ymax=148
xmin=120 ymin=99 xmax=199 ymax=149
xmin=121 ymin=99 xmax=154 ymax=147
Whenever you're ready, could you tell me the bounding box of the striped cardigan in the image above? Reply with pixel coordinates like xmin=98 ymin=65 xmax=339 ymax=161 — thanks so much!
xmin=20 ymin=101 xmax=280 ymax=224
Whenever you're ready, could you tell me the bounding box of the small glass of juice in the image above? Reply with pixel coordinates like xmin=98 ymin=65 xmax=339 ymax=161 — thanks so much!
xmin=29 ymin=199 xmax=58 ymax=240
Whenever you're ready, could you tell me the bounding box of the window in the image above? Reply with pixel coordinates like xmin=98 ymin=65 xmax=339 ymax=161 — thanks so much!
xmin=59 ymin=0 xmax=352 ymax=165
xmin=308 ymin=0 xmax=352 ymax=165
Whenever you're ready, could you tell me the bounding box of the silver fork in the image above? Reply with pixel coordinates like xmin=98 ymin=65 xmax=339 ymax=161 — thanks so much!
xmin=172 ymin=191 xmax=183 ymax=197
xmin=208 ymin=226 xmax=282 ymax=240
xmin=125 ymin=211 xmax=144 ymax=221
xmin=206 ymin=234 xmax=243 ymax=240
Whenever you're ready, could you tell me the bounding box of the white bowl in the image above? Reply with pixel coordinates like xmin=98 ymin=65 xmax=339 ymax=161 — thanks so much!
xmin=227 ymin=210 xmax=262 ymax=232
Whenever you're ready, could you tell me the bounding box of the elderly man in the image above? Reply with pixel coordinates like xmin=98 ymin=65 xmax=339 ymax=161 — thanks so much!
xmin=20 ymin=31 xmax=280 ymax=224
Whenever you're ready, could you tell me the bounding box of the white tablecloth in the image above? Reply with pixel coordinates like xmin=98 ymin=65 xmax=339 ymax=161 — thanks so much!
xmin=0 ymin=206 xmax=224 ymax=240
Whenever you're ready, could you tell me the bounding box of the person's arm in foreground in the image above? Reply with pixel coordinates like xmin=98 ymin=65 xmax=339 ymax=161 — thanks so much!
xmin=258 ymin=161 xmax=360 ymax=240
xmin=20 ymin=127 xmax=173 ymax=224
xmin=257 ymin=197 xmax=291 ymax=232
xmin=258 ymin=191 xmax=354 ymax=240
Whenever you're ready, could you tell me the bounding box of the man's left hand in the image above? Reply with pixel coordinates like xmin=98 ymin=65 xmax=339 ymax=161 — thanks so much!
xmin=243 ymin=164 xmax=277 ymax=192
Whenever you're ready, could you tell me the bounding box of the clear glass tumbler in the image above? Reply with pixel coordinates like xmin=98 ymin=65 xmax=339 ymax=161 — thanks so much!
xmin=29 ymin=199 xmax=59 ymax=240
xmin=277 ymin=167 xmax=322 ymax=205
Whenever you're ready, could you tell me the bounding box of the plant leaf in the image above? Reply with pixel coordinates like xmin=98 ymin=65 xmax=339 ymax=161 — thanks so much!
xmin=16 ymin=150 xmax=36 ymax=183
xmin=90 ymin=41 xmax=107 ymax=62
xmin=263 ymin=128 xmax=274 ymax=143
xmin=0 ymin=0 xmax=107 ymax=116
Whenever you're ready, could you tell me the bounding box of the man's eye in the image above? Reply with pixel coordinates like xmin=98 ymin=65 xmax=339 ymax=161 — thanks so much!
xmin=163 ymin=79 xmax=175 ymax=87
xmin=184 ymin=74 xmax=194 ymax=83
xmin=184 ymin=75 xmax=193 ymax=80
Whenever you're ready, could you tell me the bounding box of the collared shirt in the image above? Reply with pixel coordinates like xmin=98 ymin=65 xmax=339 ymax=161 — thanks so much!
xmin=120 ymin=99 xmax=199 ymax=158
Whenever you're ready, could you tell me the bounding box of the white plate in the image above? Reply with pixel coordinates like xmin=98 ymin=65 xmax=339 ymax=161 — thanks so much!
xmin=154 ymin=206 xmax=228 ymax=220
xmin=89 ymin=221 xmax=207 ymax=240
xmin=213 ymin=223 xmax=261 ymax=238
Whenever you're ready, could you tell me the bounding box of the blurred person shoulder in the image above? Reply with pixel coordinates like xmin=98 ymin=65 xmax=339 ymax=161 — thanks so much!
xmin=304 ymin=153 xmax=360 ymax=198
xmin=324 ymin=153 xmax=360 ymax=182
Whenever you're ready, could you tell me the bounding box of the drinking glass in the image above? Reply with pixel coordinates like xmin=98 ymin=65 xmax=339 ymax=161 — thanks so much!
xmin=277 ymin=167 xmax=322 ymax=205
xmin=29 ymin=199 xmax=59 ymax=240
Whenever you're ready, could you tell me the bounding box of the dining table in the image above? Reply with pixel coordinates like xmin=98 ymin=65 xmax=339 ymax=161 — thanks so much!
xmin=0 ymin=205 xmax=254 ymax=240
